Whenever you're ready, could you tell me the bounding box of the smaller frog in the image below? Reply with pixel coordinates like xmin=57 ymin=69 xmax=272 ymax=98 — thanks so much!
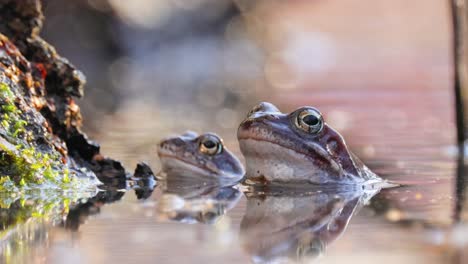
xmin=238 ymin=102 xmax=380 ymax=185
xmin=157 ymin=131 xmax=245 ymax=186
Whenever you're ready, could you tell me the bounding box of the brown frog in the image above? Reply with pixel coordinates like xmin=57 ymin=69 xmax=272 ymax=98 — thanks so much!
xmin=237 ymin=102 xmax=380 ymax=185
xmin=157 ymin=131 xmax=245 ymax=186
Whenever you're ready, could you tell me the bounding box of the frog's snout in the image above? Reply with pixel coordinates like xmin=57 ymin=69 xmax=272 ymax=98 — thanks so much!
xmin=158 ymin=137 xmax=186 ymax=154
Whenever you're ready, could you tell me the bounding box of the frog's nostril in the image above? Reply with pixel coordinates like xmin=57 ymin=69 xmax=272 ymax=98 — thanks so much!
xmin=266 ymin=114 xmax=280 ymax=120
xmin=158 ymin=141 xmax=168 ymax=150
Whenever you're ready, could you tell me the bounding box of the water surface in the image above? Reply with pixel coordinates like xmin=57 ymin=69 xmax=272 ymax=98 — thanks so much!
xmin=1 ymin=86 xmax=465 ymax=264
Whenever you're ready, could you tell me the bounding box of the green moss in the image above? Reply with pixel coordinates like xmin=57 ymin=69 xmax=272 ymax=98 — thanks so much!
xmin=0 ymin=82 xmax=74 ymax=189
xmin=0 ymin=177 xmax=18 ymax=193
xmin=12 ymin=120 xmax=26 ymax=137
xmin=0 ymin=90 xmax=26 ymax=139
xmin=62 ymin=168 xmax=70 ymax=183
xmin=2 ymin=104 xmax=16 ymax=113
xmin=0 ymin=82 xmax=14 ymax=99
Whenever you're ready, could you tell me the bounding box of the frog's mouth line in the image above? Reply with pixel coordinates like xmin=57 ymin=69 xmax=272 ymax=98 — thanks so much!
xmin=157 ymin=151 xmax=220 ymax=176
xmin=238 ymin=135 xmax=337 ymax=166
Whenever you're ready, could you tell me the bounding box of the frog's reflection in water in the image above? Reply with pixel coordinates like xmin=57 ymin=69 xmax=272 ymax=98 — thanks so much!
xmin=157 ymin=179 xmax=242 ymax=224
xmin=240 ymin=185 xmax=381 ymax=263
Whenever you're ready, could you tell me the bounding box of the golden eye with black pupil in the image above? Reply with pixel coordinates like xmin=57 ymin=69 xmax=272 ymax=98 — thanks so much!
xmin=295 ymin=108 xmax=323 ymax=134
xmin=199 ymin=135 xmax=223 ymax=155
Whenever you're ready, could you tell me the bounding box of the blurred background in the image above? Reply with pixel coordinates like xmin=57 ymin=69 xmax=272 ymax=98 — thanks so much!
xmin=28 ymin=1 xmax=463 ymax=262
xmin=41 ymin=0 xmax=454 ymax=170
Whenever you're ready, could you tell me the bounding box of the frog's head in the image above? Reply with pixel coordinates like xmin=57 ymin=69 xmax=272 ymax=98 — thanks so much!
xmin=238 ymin=102 xmax=371 ymax=184
xmin=158 ymin=131 xmax=245 ymax=186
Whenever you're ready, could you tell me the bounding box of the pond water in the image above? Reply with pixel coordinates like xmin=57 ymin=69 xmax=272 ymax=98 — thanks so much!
xmin=1 ymin=1 xmax=463 ymax=263
xmin=1 ymin=86 xmax=465 ymax=264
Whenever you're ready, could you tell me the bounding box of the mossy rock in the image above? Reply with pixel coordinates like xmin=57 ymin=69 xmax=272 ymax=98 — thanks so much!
xmin=0 ymin=0 xmax=127 ymax=191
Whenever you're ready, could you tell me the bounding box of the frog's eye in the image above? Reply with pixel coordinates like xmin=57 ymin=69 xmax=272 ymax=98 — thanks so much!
xmin=199 ymin=135 xmax=223 ymax=155
xmin=295 ymin=108 xmax=323 ymax=134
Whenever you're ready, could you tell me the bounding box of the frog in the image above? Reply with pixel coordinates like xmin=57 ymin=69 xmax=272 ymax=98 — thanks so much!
xmin=157 ymin=131 xmax=245 ymax=186
xmin=237 ymin=102 xmax=380 ymax=185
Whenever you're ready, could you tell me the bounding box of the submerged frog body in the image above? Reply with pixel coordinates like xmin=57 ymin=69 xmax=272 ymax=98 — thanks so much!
xmin=237 ymin=102 xmax=380 ymax=185
xmin=157 ymin=131 xmax=245 ymax=186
